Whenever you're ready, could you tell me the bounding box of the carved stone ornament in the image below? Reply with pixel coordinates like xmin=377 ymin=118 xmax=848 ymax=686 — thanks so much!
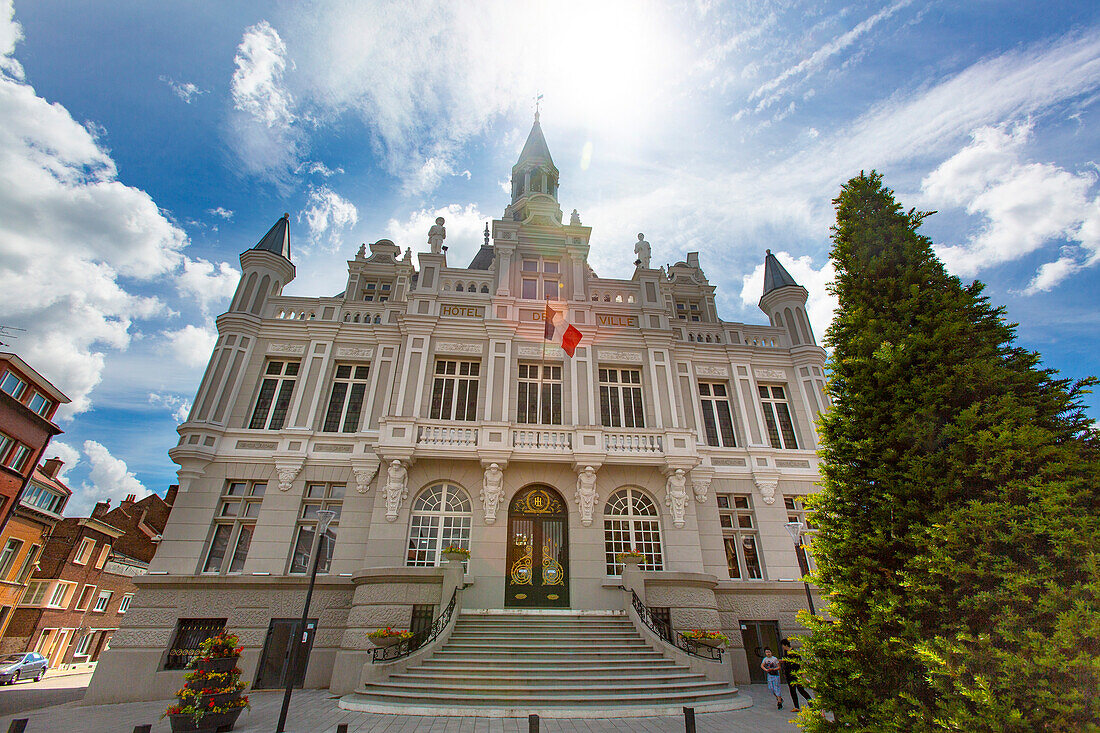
xmin=351 ymin=456 xmax=381 ymax=494
xmin=574 ymin=466 xmax=599 ymax=527
xmin=335 ymin=346 xmax=375 ymax=359
xmin=384 ymin=460 xmax=408 ymax=521
xmin=664 ymin=468 xmax=689 ymax=528
xmin=754 ymin=369 xmax=787 ymax=381
xmin=754 ymin=477 xmax=778 ymax=505
xmin=694 ymin=365 xmax=729 ymax=378
xmin=275 ymin=459 xmax=304 ymax=492
xmin=435 ymin=342 xmax=484 ymax=355
xmin=480 ymin=463 xmax=505 ymax=524
xmin=517 ymin=344 xmax=563 ymax=359
xmin=691 ymin=475 xmax=711 ymax=504
xmin=267 ymin=343 xmax=306 ymax=355
xmin=596 ymin=349 xmax=643 ymax=363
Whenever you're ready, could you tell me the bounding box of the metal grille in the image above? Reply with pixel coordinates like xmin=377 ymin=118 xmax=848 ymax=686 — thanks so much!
xmin=164 ymin=618 xmax=227 ymax=670
xmin=410 ymin=604 xmax=435 ymax=635
xmin=630 ymin=590 xmax=723 ymax=661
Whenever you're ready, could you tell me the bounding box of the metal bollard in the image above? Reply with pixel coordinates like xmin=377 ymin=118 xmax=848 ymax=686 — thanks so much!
xmin=529 ymin=713 xmax=540 ymax=732
xmin=8 ymin=720 xmax=27 ymax=733
xmin=337 ymin=726 xmax=348 ymax=733
xmin=132 ymin=726 xmax=152 ymax=733
xmin=683 ymin=706 xmax=696 ymax=733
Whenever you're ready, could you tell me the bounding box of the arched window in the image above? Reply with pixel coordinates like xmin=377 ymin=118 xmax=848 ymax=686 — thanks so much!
xmin=480 ymin=285 xmax=489 ymax=294
xmin=603 ymin=488 xmax=664 ymax=575
xmin=406 ymin=483 xmax=472 ymax=567
xmin=455 ymin=283 xmax=464 ymax=292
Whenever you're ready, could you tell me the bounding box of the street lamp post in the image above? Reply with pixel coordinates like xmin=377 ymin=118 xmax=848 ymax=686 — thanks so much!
xmin=784 ymin=520 xmax=816 ymax=616
xmin=275 ymin=508 xmax=336 ymax=733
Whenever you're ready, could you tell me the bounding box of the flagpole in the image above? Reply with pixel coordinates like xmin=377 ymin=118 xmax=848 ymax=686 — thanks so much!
xmin=540 ymin=302 xmax=548 ymax=428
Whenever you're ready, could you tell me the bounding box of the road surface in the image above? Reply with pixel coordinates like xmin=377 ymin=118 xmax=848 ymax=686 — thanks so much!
xmin=0 ymin=669 xmax=92 ymax=717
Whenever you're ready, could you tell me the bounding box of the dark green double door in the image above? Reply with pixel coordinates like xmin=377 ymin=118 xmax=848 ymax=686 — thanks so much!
xmin=505 ymin=486 xmax=569 ymax=608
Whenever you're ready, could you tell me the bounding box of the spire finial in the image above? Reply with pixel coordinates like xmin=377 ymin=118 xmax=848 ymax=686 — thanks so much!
xmin=483 ymin=222 xmax=490 ymax=247
xmin=534 ymin=92 xmax=543 ymax=122
xmin=766 ymin=249 xmax=771 ymax=256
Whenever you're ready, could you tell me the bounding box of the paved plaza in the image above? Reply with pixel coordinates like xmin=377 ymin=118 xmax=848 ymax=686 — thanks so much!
xmin=0 ymin=684 xmax=803 ymax=732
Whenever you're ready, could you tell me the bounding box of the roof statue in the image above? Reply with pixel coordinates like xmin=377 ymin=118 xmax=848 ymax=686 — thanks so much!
xmin=761 ymin=249 xmax=800 ymax=295
xmin=252 ymin=212 xmax=292 ymax=260
xmin=570 ymin=209 xmax=581 ymax=226
xmin=428 ymin=216 xmax=447 ymax=254
xmin=634 ymin=233 xmax=651 ymax=269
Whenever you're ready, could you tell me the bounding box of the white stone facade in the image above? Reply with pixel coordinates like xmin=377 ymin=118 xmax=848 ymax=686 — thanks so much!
xmin=85 ymin=119 xmax=828 ymax=703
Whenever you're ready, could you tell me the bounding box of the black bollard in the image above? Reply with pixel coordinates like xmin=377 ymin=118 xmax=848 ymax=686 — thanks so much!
xmin=7 ymin=720 xmax=27 ymax=733
xmin=529 ymin=713 xmax=539 ymax=732
xmin=132 ymin=726 xmax=152 ymax=733
xmin=683 ymin=706 xmax=696 ymax=733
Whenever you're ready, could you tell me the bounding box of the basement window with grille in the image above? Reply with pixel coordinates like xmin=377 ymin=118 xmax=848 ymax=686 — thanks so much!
xmin=164 ymin=618 xmax=228 ymax=670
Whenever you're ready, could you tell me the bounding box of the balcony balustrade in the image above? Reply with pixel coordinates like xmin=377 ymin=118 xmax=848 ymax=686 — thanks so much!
xmin=512 ymin=429 xmax=573 ymax=450
xmin=604 ymin=431 xmax=663 ymax=454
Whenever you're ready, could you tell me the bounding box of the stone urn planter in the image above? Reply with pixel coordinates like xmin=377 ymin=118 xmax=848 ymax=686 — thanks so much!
xmin=368 ymin=629 xmax=413 ymax=649
xmin=681 ymin=632 xmax=729 ymax=649
xmin=616 ymin=551 xmax=645 ymax=570
xmin=164 ymin=631 xmax=249 ymax=733
xmin=441 ymin=546 xmax=470 ymax=563
xmin=687 ymin=636 xmax=726 ymax=649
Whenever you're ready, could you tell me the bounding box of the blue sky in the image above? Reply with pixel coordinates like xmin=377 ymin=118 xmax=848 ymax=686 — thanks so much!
xmin=1 ymin=0 xmax=1098 ymax=513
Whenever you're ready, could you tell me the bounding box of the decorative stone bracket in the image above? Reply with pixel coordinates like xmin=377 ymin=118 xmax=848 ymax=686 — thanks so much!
xmin=574 ymin=465 xmax=599 ymax=527
xmin=690 ymin=474 xmax=712 ymax=504
xmin=753 ymin=474 xmax=779 ymax=505
xmin=480 ymin=461 xmax=505 ymax=524
xmin=351 ymin=455 xmax=381 ymax=494
xmin=274 ymin=457 xmax=305 ymax=492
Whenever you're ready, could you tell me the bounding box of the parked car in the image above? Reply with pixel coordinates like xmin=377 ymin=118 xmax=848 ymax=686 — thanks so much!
xmin=0 ymin=653 xmax=47 ymax=684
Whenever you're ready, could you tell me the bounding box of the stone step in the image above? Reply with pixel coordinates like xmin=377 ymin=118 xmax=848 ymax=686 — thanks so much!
xmin=414 ymin=659 xmax=685 ymax=672
xmin=391 ymin=671 xmax=711 ymax=685
xmin=428 ymin=649 xmax=667 ymax=661
xmin=453 ymin=623 xmax=635 ymax=632
xmin=362 ymin=679 xmax=731 ymax=696
xmin=439 ymin=642 xmax=655 ymax=652
xmin=355 ymin=684 xmax=737 ymax=704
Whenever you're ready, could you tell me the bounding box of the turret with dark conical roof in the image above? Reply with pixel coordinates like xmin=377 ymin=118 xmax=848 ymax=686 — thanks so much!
xmin=758 ymin=249 xmax=815 ymax=346
xmin=228 ymin=213 xmax=296 ymax=316
xmin=505 ymin=112 xmax=564 ymax=226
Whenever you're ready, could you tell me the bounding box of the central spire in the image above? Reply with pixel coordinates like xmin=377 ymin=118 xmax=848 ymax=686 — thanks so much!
xmin=506 ymin=112 xmax=563 ymax=225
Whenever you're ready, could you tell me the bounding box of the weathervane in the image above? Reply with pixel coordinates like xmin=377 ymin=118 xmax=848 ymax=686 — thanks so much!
xmin=534 ymin=92 xmax=544 ymax=119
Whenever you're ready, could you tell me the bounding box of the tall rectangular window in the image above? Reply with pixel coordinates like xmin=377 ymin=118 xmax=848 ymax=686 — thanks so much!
xmin=429 ymin=360 xmax=480 ymax=421
xmin=28 ymin=392 xmax=52 ymax=417
xmin=202 ymin=481 xmax=265 ymax=574
xmin=73 ymin=538 xmax=95 ymax=565
xmin=47 ymin=581 xmax=76 ymax=609
xmin=520 ymin=258 xmax=560 ymax=300
xmin=517 ymin=364 xmax=562 ymax=425
xmin=599 ymin=368 xmax=644 ymax=428
xmin=718 ymin=494 xmax=764 ymax=580
xmin=322 ymin=365 xmax=370 ymax=432
xmin=759 ymin=385 xmax=798 ymax=449
xmin=118 ymin=594 xmax=134 ymax=614
xmin=94 ymin=544 xmax=111 ymax=569
xmin=4 ymin=444 xmax=30 ymax=473
xmin=0 ymin=539 xmax=22 ymax=579
xmin=74 ymin=584 xmax=97 ymax=612
xmin=699 ymin=382 xmax=737 ymax=447
xmin=15 ymin=545 xmax=39 ymax=583
xmin=289 ymin=483 xmax=343 ymax=574
xmin=22 ymin=581 xmax=49 ymax=606
xmin=92 ymin=590 xmax=113 ymax=612
xmin=248 ymin=360 xmax=299 ymax=430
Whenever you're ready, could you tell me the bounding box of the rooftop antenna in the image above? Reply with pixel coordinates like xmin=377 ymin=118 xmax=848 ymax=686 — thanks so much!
xmin=0 ymin=325 xmax=25 ymax=347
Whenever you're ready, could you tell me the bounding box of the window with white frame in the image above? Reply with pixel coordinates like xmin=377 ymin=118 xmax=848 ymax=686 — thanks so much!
xmin=520 ymin=258 xmax=561 ymax=300
xmin=0 ymin=371 xmax=26 ymax=400
xmin=74 ymin=584 xmax=97 ymax=611
xmin=718 ymin=494 xmax=764 ymax=580
xmin=118 ymin=594 xmax=134 ymax=614
xmin=21 ymin=483 xmax=66 ymax=515
xmin=92 ymin=589 xmax=113 ymax=612
xmin=758 ymin=385 xmax=798 ymax=449
xmin=289 ymin=483 xmax=344 ymax=574
xmin=15 ymin=544 xmax=39 ymax=583
xmin=360 ymin=278 xmax=393 ymax=302
xmin=0 ymin=433 xmax=11 ymax=464
xmin=22 ymin=581 xmax=49 ymax=606
xmin=3 ymin=442 xmax=30 ymax=473
xmin=603 ymin=488 xmax=664 ymax=575
xmin=698 ymin=382 xmax=737 ymax=447
xmin=248 ymin=360 xmax=299 ymax=430
xmin=47 ymin=581 xmax=76 ymax=609
xmin=428 ymin=360 xmax=480 ymax=421
xmin=785 ymin=496 xmax=815 ymax=576
xmin=599 ymin=368 xmax=644 ymax=428
xmin=406 ymin=484 xmax=471 ymax=567
xmin=202 ymin=481 xmax=265 ymax=574
xmin=517 ymin=363 xmax=562 ymax=424
xmin=322 ymin=364 xmax=370 ymax=432
xmin=0 ymin=538 xmax=22 ymax=579
xmin=73 ymin=633 xmax=92 ymax=657
xmin=27 ymin=392 xmax=52 ymax=417
xmin=94 ymin=544 xmax=111 ymax=570
xmin=73 ymin=537 xmax=96 ymax=565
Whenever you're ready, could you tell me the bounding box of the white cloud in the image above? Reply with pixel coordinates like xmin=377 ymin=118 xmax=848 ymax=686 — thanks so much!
xmin=75 ymin=439 xmax=151 ymax=515
xmin=298 ymin=185 xmax=359 ymax=252
xmin=159 ymin=75 xmax=205 ymax=104
xmin=0 ymin=0 xmax=21 ymax=79
xmin=298 ymin=161 xmax=343 ymax=177
xmin=922 ymin=123 xmax=1100 ymax=288
xmin=386 ymin=203 xmax=489 ymax=267
xmin=177 ymin=257 xmax=239 ymax=313
xmin=148 ymin=392 xmax=192 ymax=423
xmin=229 ymin=20 xmax=301 ymax=181
xmin=160 ymin=324 xmax=217 ymax=369
xmin=41 ymin=439 xmax=79 ymax=482
xmin=207 ymin=207 xmax=234 ymax=220
xmin=739 ymin=252 xmax=836 ymax=341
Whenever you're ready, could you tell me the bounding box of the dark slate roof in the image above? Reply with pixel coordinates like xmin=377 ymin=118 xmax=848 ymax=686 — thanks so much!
xmin=252 ymin=213 xmax=291 ymax=261
xmin=515 ymin=114 xmax=555 ymax=170
xmin=762 ymin=249 xmax=799 ymax=295
xmin=468 ymin=245 xmax=495 ymax=270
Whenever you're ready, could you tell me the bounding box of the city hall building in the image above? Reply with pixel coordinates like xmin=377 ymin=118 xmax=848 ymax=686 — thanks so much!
xmin=86 ymin=117 xmax=828 ymax=715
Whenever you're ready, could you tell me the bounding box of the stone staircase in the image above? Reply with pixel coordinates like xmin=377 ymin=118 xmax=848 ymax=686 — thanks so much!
xmin=339 ymin=610 xmax=748 ymax=718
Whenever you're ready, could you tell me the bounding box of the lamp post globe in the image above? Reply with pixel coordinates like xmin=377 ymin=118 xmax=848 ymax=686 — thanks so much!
xmin=784 ymin=520 xmax=816 ymax=616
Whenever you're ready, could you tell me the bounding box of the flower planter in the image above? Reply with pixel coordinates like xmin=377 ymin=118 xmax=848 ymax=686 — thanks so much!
xmin=441 ymin=551 xmax=468 ymax=562
xmin=193 ymin=656 xmax=239 ymax=674
xmin=369 ymin=635 xmax=408 ymax=649
xmin=683 ymin=636 xmax=726 ymax=649
xmin=196 ymin=691 xmax=242 ymax=708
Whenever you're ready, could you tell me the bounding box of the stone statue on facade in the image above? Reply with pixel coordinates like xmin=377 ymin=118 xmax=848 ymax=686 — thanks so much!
xmin=384 ymin=460 xmax=408 ymax=521
xmin=480 ymin=463 xmax=505 ymax=524
xmin=575 ymin=466 xmax=598 ymax=526
xmin=570 ymin=209 xmax=581 ymax=226
xmin=634 ymin=233 xmax=651 ymax=269
xmin=665 ymin=468 xmax=689 ymax=528
xmin=428 ymin=216 xmax=447 ymax=254
xmin=356 ymin=243 xmax=366 ymax=259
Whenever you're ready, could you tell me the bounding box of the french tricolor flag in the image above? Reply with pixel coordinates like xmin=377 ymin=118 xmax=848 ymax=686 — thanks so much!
xmin=544 ymin=303 xmax=583 ymax=357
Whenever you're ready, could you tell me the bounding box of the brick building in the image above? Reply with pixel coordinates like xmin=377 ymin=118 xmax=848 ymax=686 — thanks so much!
xmin=0 ymin=353 xmax=70 ymax=528
xmin=0 ymin=457 xmax=71 ymax=647
xmin=5 ymin=489 xmax=176 ymax=667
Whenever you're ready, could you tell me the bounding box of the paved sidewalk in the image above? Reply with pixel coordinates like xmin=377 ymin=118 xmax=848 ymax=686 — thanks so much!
xmin=0 ymin=684 xmax=803 ymax=732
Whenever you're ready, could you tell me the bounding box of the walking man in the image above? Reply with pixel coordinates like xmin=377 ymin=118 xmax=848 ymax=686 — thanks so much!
xmin=780 ymin=637 xmax=812 ymax=712
xmin=761 ymin=646 xmax=783 ymax=710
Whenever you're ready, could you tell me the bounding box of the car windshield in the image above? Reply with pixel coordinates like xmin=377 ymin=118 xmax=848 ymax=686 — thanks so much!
xmin=0 ymin=655 xmax=24 ymax=664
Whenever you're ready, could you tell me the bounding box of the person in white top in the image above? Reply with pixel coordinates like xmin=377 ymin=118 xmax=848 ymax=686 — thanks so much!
xmin=761 ymin=647 xmax=783 ymax=710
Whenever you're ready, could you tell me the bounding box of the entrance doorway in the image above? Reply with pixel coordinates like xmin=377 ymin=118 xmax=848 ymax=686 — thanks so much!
xmin=253 ymin=618 xmax=317 ymax=689
xmin=505 ymin=486 xmax=569 ymax=608
xmin=739 ymin=620 xmax=782 ymax=683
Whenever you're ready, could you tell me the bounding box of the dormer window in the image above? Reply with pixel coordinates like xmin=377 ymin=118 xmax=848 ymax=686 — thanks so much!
xmin=361 ymin=280 xmax=392 ymax=303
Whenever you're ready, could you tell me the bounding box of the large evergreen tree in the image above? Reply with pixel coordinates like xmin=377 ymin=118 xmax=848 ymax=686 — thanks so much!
xmin=799 ymin=172 xmax=1100 ymax=731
